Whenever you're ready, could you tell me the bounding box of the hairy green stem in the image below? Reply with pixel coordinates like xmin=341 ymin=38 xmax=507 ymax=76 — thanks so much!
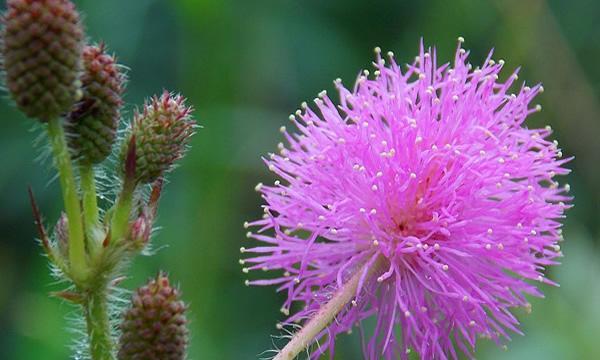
xmin=110 ymin=179 xmax=135 ymax=244
xmin=80 ymin=163 xmax=100 ymax=247
xmin=85 ymin=287 xmax=114 ymax=360
xmin=274 ymin=254 xmax=385 ymax=360
xmin=47 ymin=118 xmax=87 ymax=278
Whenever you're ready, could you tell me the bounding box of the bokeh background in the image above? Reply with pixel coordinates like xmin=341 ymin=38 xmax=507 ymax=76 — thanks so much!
xmin=1 ymin=0 xmax=599 ymax=359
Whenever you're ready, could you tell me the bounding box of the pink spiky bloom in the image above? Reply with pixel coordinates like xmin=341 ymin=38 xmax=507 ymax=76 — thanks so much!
xmin=243 ymin=41 xmax=571 ymax=359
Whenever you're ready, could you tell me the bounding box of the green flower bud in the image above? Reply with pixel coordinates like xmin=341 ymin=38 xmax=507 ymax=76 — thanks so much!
xmin=121 ymin=92 xmax=196 ymax=184
xmin=118 ymin=273 xmax=188 ymax=360
xmin=1 ymin=0 xmax=84 ymax=121
xmin=66 ymin=44 xmax=125 ymax=164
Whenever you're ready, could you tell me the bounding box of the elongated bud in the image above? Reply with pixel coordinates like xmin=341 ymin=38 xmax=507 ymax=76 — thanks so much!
xmin=121 ymin=91 xmax=196 ymax=184
xmin=1 ymin=0 xmax=84 ymax=121
xmin=118 ymin=273 xmax=188 ymax=360
xmin=66 ymin=44 xmax=125 ymax=164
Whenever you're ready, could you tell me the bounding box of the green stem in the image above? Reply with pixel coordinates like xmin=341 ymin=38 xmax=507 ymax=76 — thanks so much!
xmin=84 ymin=287 xmax=114 ymax=360
xmin=274 ymin=254 xmax=385 ymax=360
xmin=110 ymin=179 xmax=135 ymax=244
xmin=80 ymin=163 xmax=100 ymax=248
xmin=47 ymin=118 xmax=87 ymax=279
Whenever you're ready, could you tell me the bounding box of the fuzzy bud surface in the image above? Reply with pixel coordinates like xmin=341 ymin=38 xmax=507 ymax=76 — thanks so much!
xmin=66 ymin=44 xmax=125 ymax=164
xmin=118 ymin=273 xmax=188 ymax=360
xmin=122 ymin=92 xmax=195 ymax=184
xmin=1 ymin=0 xmax=84 ymax=121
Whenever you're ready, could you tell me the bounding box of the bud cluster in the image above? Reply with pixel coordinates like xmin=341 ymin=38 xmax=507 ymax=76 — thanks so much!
xmin=2 ymin=1 xmax=198 ymax=359
xmin=0 ymin=0 xmax=196 ymax=360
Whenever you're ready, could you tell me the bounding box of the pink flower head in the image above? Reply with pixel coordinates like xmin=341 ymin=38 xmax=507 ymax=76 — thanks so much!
xmin=243 ymin=40 xmax=571 ymax=359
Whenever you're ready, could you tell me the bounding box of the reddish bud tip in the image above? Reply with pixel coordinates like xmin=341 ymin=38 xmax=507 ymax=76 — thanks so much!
xmin=124 ymin=134 xmax=137 ymax=184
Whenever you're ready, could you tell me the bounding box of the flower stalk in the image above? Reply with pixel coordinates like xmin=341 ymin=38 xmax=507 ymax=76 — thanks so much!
xmin=274 ymin=255 xmax=385 ymax=360
xmin=110 ymin=137 xmax=137 ymax=245
xmin=47 ymin=117 xmax=87 ymax=279
xmin=80 ymin=164 xmax=100 ymax=243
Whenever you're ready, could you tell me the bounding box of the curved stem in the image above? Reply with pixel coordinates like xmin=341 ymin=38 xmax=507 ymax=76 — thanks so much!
xmin=80 ymin=163 xmax=100 ymax=249
xmin=274 ymin=254 xmax=385 ymax=360
xmin=110 ymin=135 xmax=138 ymax=245
xmin=47 ymin=118 xmax=87 ymax=278
xmin=85 ymin=286 xmax=114 ymax=360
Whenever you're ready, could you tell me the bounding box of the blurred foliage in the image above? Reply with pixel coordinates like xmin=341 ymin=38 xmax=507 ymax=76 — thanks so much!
xmin=0 ymin=0 xmax=598 ymax=359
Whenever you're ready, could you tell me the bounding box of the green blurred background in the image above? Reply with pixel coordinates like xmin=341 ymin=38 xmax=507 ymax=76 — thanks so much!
xmin=1 ymin=0 xmax=599 ymax=359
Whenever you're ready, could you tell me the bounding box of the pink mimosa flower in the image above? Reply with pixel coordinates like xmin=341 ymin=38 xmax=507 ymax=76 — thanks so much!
xmin=244 ymin=40 xmax=571 ymax=359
